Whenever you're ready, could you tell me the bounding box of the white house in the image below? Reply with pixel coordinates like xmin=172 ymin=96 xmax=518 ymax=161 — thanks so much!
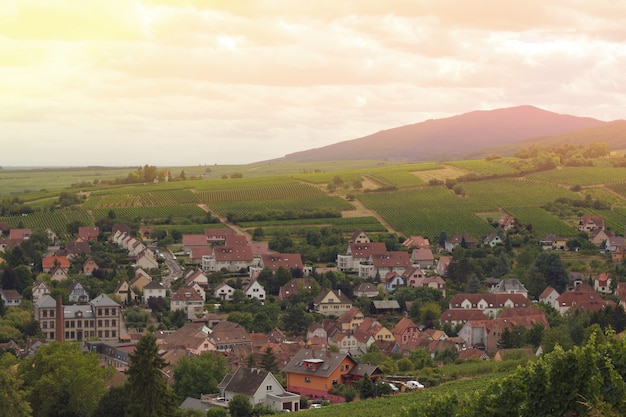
xmin=243 ymin=278 xmax=265 ymax=302
xmin=214 ymin=283 xmax=235 ymax=301
xmin=218 ymin=367 xmax=300 ymax=412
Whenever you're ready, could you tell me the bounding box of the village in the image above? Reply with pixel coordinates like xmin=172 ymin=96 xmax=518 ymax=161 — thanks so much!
xmin=1 ymin=213 xmax=625 ymax=413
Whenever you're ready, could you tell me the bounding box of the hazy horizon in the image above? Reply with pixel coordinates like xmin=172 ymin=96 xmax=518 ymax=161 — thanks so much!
xmin=2 ymin=1 xmax=625 ymax=167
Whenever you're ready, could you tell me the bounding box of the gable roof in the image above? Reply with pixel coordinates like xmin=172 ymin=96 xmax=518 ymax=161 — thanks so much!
xmin=220 ymin=367 xmax=273 ymax=396
xmin=42 ymin=255 xmax=70 ymax=269
xmin=213 ymin=245 xmax=253 ymax=261
xmin=347 ymin=242 xmax=387 ymax=258
xmin=282 ymin=348 xmax=356 ymax=377
xmin=260 ymin=253 xmax=303 ymax=270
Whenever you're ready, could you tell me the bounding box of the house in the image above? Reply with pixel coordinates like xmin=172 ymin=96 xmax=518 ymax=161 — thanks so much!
xmin=439 ymin=309 xmax=489 ymax=327
xmin=444 ymin=234 xmax=477 ymax=251
xmin=483 ymin=233 xmax=503 ymax=248
xmin=279 ymin=277 xmax=316 ymax=300
xmin=335 ymin=307 xmax=365 ymax=332
xmin=568 ymin=272 xmax=586 ymax=290
xmin=189 ymin=247 xmax=212 ymax=265
xmin=487 ymin=308 xmax=550 ymax=353
xmin=49 ymin=265 xmax=71 ymax=282
xmin=224 ymin=235 xmax=248 ymax=246
xmin=171 ymin=286 xmax=205 ymax=319
xmin=578 ymin=215 xmax=605 ymax=233
xmin=350 ymin=229 xmax=370 ymax=244
xmin=259 ymin=253 xmax=303 ymax=273
xmin=498 ymin=214 xmax=520 ymax=231
xmin=111 ymin=223 xmax=130 ymax=237
xmin=539 ymin=235 xmax=567 ymax=250
xmin=391 ymin=317 xmax=420 ymax=346
xmin=209 ymin=321 xmax=252 ymax=353
xmin=336 ymin=242 xmax=387 ymax=272
xmin=307 ymin=322 xmax=327 ymax=342
xmin=34 ymin=293 xmax=122 ymax=342
xmin=539 ymin=286 xmax=560 ymax=308
xmin=42 ymin=255 xmax=70 ymax=273
xmin=595 ymin=273 xmax=612 ymax=294
xmin=32 ymin=281 xmax=51 ymax=304
xmin=82 ymin=258 xmax=99 ymax=276
xmin=163 ymin=322 xmax=215 ymax=355
xmin=382 ymin=272 xmax=404 ymax=292
xmin=458 ymin=319 xmax=493 ymax=349
xmin=202 ymin=245 xmax=255 ymax=273
xmin=435 ymin=256 xmax=451 ymax=276
xmin=490 ymin=278 xmax=528 ymax=299
xmin=65 ymin=239 xmax=91 ymax=258
xmin=218 ymin=367 xmax=300 ymax=412
xmin=410 ymin=248 xmax=435 ymax=268
xmin=606 ymin=236 xmax=625 ymax=253
xmin=114 ymin=280 xmax=136 ymax=304
xmin=328 ymin=331 xmax=361 ymax=355
xmin=448 ymin=293 xmax=530 ymax=317
xmin=143 ymin=280 xmax=167 ymax=304
xmin=312 ymin=288 xmax=352 ymax=317
xmin=134 ymin=251 xmax=159 ymax=270
xmin=243 ymin=278 xmax=266 ymax=302
xmin=555 ymin=284 xmax=609 ymax=315
xmin=352 ymin=282 xmax=379 ymax=298
xmin=589 ymin=229 xmax=612 ymax=247
xmin=204 ymin=227 xmax=235 ymax=243
xmin=78 ymin=226 xmax=100 ymax=242
xmin=370 ymin=300 xmax=401 ymax=315
xmin=403 ymin=267 xmax=446 ymax=297
xmin=184 ymin=269 xmax=209 ymax=290
xmin=9 ymin=228 xmax=31 ymax=241
xmin=181 ymin=234 xmax=209 ymax=253
xmin=68 ymin=280 xmax=90 ymax=303
xmin=214 ymin=283 xmax=236 ymax=301
xmin=1 ymin=289 xmax=22 ymax=307
xmin=402 ymin=235 xmax=430 ymax=249
xmin=283 ymin=348 xmax=362 ymax=403
xmin=129 ymin=269 xmax=152 ymax=293
xmin=357 ymin=317 xmax=394 ymax=342
xmin=359 ymin=251 xmax=412 ymax=279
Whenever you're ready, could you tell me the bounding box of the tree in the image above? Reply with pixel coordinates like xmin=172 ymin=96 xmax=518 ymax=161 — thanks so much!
xmin=359 ymin=375 xmax=375 ymax=400
xmin=282 ymin=303 xmax=311 ymax=336
xmin=229 ymin=394 xmax=253 ymax=417
xmin=492 ymin=253 xmax=510 ymax=278
xmin=0 ymin=353 xmax=32 ymax=417
xmin=93 ymin=386 xmax=129 ymax=417
xmin=126 ymin=333 xmax=176 ymax=417
xmin=20 ymin=341 xmax=113 ymax=417
xmin=173 ymin=352 xmax=229 ymax=400
xmin=260 ymin=346 xmax=279 ymax=374
xmin=534 ymin=252 xmax=569 ymax=294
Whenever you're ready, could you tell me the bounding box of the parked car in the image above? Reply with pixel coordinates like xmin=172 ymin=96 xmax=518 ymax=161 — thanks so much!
xmin=310 ymin=404 xmax=321 ymax=409
xmin=383 ymin=382 xmax=399 ymax=393
xmin=406 ymin=380 xmax=425 ymax=390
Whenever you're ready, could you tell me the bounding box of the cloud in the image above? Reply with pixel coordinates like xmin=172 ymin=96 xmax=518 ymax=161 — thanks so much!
xmin=1 ymin=1 xmax=625 ymax=167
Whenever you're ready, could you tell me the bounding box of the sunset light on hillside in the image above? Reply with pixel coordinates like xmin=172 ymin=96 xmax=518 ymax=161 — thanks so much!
xmin=1 ymin=1 xmax=625 ymax=166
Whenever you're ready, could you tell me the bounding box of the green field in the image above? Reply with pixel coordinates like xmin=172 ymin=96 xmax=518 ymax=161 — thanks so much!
xmin=208 ymin=196 xmax=354 ymax=219
xmin=528 ymin=166 xmax=626 ymax=185
xmin=198 ymin=182 xmax=324 ymax=203
xmin=0 ymin=209 xmax=94 ymax=235
xmin=448 ymin=159 xmax=520 ymax=175
xmin=91 ymin=205 xmax=208 ymax=223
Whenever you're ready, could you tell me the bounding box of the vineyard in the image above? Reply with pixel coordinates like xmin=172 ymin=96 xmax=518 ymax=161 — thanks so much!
xmin=197 ymin=182 xmax=324 ymax=203
xmin=358 ymin=187 xmax=495 ymax=239
xmin=607 ymin=181 xmax=626 ymax=199
xmin=0 ymin=209 xmax=94 ymax=235
xmin=83 ymin=190 xmax=199 ymax=209
xmin=529 ymin=166 xmax=626 ymax=186
xmin=448 ymin=159 xmax=520 ymax=176
xmin=504 ymin=207 xmax=578 ymax=237
xmin=207 ymin=196 xmax=355 ymax=221
xmin=90 ymin=205 xmax=207 ymax=223
xmin=358 ymin=179 xmax=582 ymax=239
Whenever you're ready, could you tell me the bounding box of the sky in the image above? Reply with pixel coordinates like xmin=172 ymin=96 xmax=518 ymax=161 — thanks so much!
xmin=1 ymin=0 xmax=626 ymax=167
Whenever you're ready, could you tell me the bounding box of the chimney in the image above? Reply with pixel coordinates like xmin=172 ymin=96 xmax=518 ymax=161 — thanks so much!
xmin=55 ymin=296 xmax=64 ymax=342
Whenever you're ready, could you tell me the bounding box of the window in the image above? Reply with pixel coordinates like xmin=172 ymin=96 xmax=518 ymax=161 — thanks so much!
xmin=43 ymin=310 xmax=48 ymax=318
xmin=112 ymin=320 xmax=116 ymax=327
xmin=266 ymin=385 xmax=272 ymax=391
xmin=304 ymin=378 xmax=311 ymax=383
xmin=332 ymin=379 xmax=338 ymax=385
xmin=42 ymin=322 xmax=48 ymax=329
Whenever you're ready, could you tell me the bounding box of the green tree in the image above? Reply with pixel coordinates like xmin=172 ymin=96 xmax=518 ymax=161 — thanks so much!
xmin=126 ymin=333 xmax=176 ymax=417
xmin=93 ymin=386 xmax=130 ymax=417
xmin=20 ymin=341 xmax=112 ymax=417
xmin=173 ymin=352 xmax=229 ymax=400
xmin=260 ymin=346 xmax=279 ymax=374
xmin=0 ymin=353 xmax=32 ymax=417
xmin=229 ymin=394 xmax=253 ymax=417
xmin=359 ymin=375 xmax=375 ymax=400
xmin=534 ymin=252 xmax=568 ymax=294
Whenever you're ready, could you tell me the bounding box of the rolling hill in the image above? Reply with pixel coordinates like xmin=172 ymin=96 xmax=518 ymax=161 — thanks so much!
xmin=279 ymin=105 xmax=611 ymax=163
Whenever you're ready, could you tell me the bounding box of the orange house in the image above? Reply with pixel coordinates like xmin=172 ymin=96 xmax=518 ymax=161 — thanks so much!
xmin=283 ymin=348 xmax=363 ymax=403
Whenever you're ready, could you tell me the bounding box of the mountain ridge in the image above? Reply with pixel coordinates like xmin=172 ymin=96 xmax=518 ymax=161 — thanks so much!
xmin=278 ymin=105 xmax=612 ymax=163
